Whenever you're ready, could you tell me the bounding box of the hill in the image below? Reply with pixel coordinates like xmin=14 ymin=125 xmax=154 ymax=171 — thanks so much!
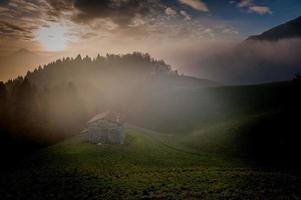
xmin=247 ymin=16 xmax=301 ymax=41
xmin=129 ymin=80 xmax=301 ymax=165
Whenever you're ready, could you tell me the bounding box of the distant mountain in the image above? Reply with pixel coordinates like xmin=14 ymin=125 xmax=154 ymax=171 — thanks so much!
xmin=0 ymin=49 xmax=49 ymax=81
xmin=13 ymin=48 xmax=38 ymax=58
xmin=247 ymin=16 xmax=301 ymax=41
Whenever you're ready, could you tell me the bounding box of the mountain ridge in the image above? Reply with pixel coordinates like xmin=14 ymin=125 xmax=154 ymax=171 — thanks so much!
xmin=246 ymin=16 xmax=301 ymax=41
xmin=0 ymin=49 xmax=48 ymax=81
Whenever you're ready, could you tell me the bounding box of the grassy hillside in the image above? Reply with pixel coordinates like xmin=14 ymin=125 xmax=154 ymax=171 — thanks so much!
xmin=1 ymin=81 xmax=301 ymax=199
xmin=1 ymin=126 xmax=301 ymax=200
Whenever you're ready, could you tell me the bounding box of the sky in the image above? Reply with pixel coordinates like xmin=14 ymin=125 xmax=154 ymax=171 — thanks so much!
xmin=0 ymin=0 xmax=301 ymax=80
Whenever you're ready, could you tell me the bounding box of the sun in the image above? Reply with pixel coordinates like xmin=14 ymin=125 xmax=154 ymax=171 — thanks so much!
xmin=36 ymin=24 xmax=67 ymax=51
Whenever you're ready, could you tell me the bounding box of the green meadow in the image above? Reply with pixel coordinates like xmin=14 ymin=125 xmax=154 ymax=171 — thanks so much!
xmin=1 ymin=81 xmax=301 ymax=199
xmin=1 ymin=127 xmax=301 ymax=199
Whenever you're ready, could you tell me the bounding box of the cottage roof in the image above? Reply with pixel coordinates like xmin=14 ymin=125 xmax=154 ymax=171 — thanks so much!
xmin=88 ymin=111 xmax=122 ymax=124
xmin=88 ymin=111 xmax=110 ymax=124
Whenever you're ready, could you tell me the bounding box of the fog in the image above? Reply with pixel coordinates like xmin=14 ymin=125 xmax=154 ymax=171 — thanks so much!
xmin=171 ymin=39 xmax=301 ymax=84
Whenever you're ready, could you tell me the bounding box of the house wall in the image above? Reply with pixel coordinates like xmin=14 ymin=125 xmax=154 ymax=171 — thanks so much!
xmin=108 ymin=126 xmax=124 ymax=144
xmin=88 ymin=120 xmax=124 ymax=144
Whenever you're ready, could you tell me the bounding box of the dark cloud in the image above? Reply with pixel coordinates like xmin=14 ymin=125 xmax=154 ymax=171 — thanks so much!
xmin=0 ymin=0 xmax=61 ymax=40
xmin=0 ymin=0 xmax=165 ymax=43
xmin=47 ymin=0 xmax=72 ymax=11
xmin=0 ymin=20 xmax=31 ymax=35
xmin=46 ymin=0 xmax=73 ymax=19
xmin=80 ymin=32 xmax=98 ymax=40
xmin=0 ymin=0 xmax=9 ymax=7
xmin=43 ymin=0 xmax=161 ymax=27
xmin=72 ymin=0 xmax=158 ymax=27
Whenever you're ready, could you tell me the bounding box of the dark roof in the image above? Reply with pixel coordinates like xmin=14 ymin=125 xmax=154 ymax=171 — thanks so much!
xmin=88 ymin=111 xmax=121 ymax=124
xmin=88 ymin=111 xmax=110 ymax=124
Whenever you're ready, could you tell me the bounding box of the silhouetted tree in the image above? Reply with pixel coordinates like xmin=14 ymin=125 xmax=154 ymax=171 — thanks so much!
xmin=75 ymin=54 xmax=82 ymax=62
xmin=0 ymin=81 xmax=7 ymax=101
xmin=293 ymin=73 xmax=301 ymax=83
xmin=0 ymin=81 xmax=7 ymax=122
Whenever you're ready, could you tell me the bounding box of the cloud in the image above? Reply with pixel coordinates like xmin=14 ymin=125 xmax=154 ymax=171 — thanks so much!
xmin=0 ymin=0 xmax=162 ymax=30
xmin=70 ymin=0 xmax=160 ymax=28
xmin=165 ymin=7 xmax=192 ymax=21
xmin=178 ymin=0 xmax=209 ymax=12
xmin=45 ymin=0 xmax=73 ymax=19
xmin=80 ymin=32 xmax=98 ymax=40
xmin=236 ymin=0 xmax=272 ymax=15
xmin=0 ymin=0 xmax=240 ymax=59
xmin=248 ymin=6 xmax=272 ymax=15
xmin=180 ymin=10 xmax=191 ymax=21
xmin=0 ymin=0 xmax=167 ymax=44
xmin=0 ymin=0 xmax=9 ymax=7
xmin=203 ymin=28 xmax=215 ymax=38
xmin=0 ymin=21 xmax=29 ymax=33
xmin=237 ymin=0 xmax=252 ymax=8
xmin=222 ymin=28 xmax=239 ymax=35
xmin=165 ymin=7 xmax=177 ymax=17
xmin=0 ymin=20 xmax=33 ymax=40
xmin=0 ymin=0 xmax=59 ymax=41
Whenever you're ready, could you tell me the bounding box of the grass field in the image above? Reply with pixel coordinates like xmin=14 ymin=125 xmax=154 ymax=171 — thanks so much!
xmin=1 ymin=123 xmax=301 ymax=200
xmin=1 ymin=81 xmax=301 ymax=199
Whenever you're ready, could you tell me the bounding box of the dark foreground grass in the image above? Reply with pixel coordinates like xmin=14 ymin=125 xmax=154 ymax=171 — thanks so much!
xmin=1 ymin=127 xmax=301 ymax=200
